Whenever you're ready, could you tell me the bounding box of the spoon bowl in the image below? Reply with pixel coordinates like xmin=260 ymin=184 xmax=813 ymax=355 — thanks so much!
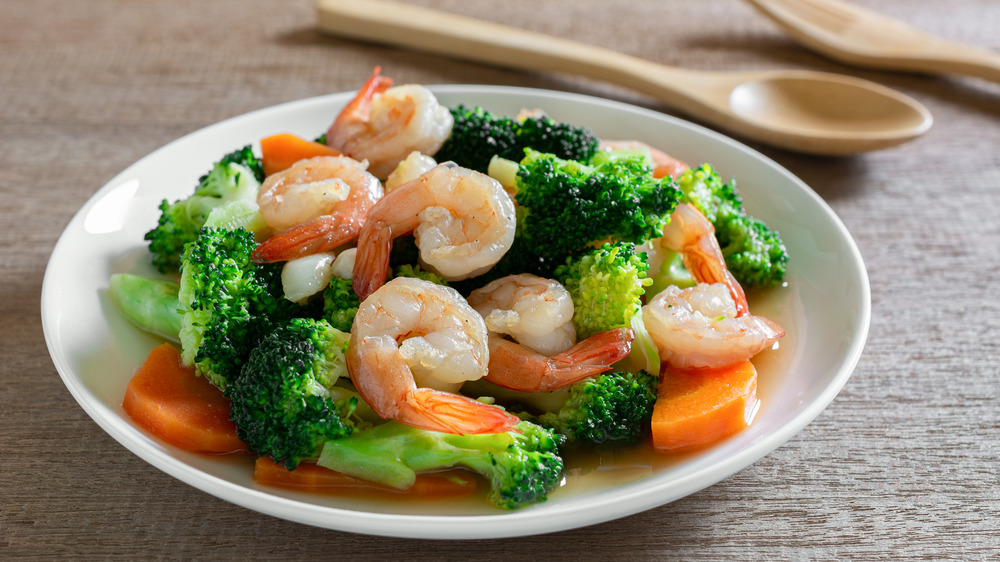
xmin=316 ymin=0 xmax=932 ymax=155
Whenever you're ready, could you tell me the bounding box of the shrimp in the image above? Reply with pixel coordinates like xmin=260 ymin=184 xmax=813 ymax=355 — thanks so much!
xmin=251 ymin=156 xmax=383 ymax=262
xmin=644 ymin=203 xmax=784 ymax=368
xmin=345 ymin=277 xmax=521 ymax=435
xmin=467 ymin=274 xmax=576 ymax=356
xmin=467 ymin=274 xmax=634 ymax=393
xmin=352 ymin=162 xmax=517 ymax=301
xmin=658 ymin=202 xmax=749 ymax=317
xmin=599 ymin=140 xmax=689 ymax=179
xmin=642 ymin=283 xmax=784 ymax=369
xmin=326 ymin=67 xmax=454 ymax=179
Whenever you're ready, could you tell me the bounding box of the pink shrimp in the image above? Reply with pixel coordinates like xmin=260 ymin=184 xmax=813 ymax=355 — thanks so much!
xmin=326 ymin=67 xmax=453 ymax=179
xmin=659 ymin=202 xmax=749 ymax=317
xmin=345 ymin=277 xmax=520 ymax=435
xmin=352 ymin=163 xmax=516 ymax=301
xmin=467 ymin=273 xmax=633 ymax=392
xmin=251 ymin=155 xmax=383 ymax=263
xmin=643 ymin=204 xmax=784 ymax=369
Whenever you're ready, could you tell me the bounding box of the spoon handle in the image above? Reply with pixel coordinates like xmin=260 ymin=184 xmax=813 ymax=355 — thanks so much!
xmin=747 ymin=0 xmax=1000 ymax=84
xmin=315 ymin=0 xmax=722 ymax=116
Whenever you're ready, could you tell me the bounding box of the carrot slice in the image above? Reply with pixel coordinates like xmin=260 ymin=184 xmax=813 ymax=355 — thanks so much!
xmin=260 ymin=133 xmax=342 ymax=177
xmin=253 ymin=457 xmax=478 ymax=499
xmin=122 ymin=343 xmax=247 ymax=454
xmin=651 ymin=360 xmax=760 ymax=452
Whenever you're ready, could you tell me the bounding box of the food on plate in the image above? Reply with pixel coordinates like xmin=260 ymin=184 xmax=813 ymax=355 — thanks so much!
xmin=111 ymin=68 xmax=788 ymax=509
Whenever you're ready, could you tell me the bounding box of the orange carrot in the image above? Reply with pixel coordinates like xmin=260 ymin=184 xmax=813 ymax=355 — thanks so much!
xmin=122 ymin=343 xmax=247 ymax=454
xmin=260 ymin=133 xmax=341 ymax=177
xmin=650 ymin=360 xmax=760 ymax=452
xmin=253 ymin=457 xmax=479 ymax=499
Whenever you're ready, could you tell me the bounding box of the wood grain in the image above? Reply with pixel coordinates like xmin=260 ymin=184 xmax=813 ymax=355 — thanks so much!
xmin=2 ymin=0 xmax=998 ymax=558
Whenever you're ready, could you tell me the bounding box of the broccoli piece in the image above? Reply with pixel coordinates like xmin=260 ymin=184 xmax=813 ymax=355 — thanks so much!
xmin=535 ymin=370 xmax=658 ymax=445
xmin=144 ymin=145 xmax=265 ymax=272
xmin=229 ymin=318 xmax=363 ymax=470
xmin=393 ymin=264 xmax=449 ymax=286
xmin=322 ymin=276 xmax=360 ymax=333
xmin=317 ymin=419 xmax=565 ymax=509
xmin=552 ymin=240 xmax=661 ymax=374
xmin=513 ymin=149 xmax=680 ymax=274
xmin=676 ymin=164 xmax=788 ymax=287
xmin=435 ymin=105 xmax=599 ymax=173
xmin=554 ymin=242 xmax=651 ymax=339
xmin=178 ymin=227 xmax=298 ymax=390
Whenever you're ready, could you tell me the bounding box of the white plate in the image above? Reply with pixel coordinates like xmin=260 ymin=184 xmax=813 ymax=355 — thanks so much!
xmin=41 ymin=85 xmax=870 ymax=539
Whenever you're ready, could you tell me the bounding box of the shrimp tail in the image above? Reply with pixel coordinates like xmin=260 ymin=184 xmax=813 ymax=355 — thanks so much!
xmin=352 ymin=222 xmax=394 ymax=301
xmin=327 ymin=66 xmax=394 ymax=149
xmin=486 ymin=327 xmax=634 ymax=392
xmin=395 ymin=388 xmax=521 ymax=435
xmin=251 ymin=214 xmax=362 ymax=263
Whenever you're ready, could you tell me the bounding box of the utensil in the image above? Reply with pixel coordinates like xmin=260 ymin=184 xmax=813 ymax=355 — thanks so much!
xmin=746 ymin=0 xmax=1000 ymax=83
xmin=315 ymin=0 xmax=931 ymax=155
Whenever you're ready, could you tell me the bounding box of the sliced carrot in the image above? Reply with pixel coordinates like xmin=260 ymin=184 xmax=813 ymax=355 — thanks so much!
xmin=253 ymin=457 xmax=479 ymax=499
xmin=122 ymin=343 xmax=247 ymax=454
xmin=260 ymin=133 xmax=341 ymax=176
xmin=651 ymin=360 xmax=760 ymax=452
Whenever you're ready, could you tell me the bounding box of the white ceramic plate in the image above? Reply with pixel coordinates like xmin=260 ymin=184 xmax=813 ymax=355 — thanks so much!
xmin=41 ymin=86 xmax=870 ymax=539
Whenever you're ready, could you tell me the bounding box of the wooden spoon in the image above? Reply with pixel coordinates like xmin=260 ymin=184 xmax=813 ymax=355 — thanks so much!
xmin=747 ymin=0 xmax=1000 ymax=83
xmin=316 ymin=0 xmax=932 ymax=155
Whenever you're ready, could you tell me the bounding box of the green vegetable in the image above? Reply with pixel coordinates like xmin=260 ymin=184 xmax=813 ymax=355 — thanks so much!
xmin=676 ymin=164 xmax=788 ymax=287
xmin=393 ymin=264 xmax=450 ymax=286
xmin=554 ymin=242 xmax=651 ymax=339
xmin=535 ymin=370 xmax=658 ymax=445
xmin=317 ymin=419 xmax=565 ymax=509
xmin=512 ymin=149 xmax=680 ymax=275
xmin=228 ymin=318 xmax=364 ymax=470
xmin=177 ymin=227 xmax=299 ymax=390
xmin=144 ymin=145 xmax=265 ymax=272
xmin=435 ymin=105 xmax=599 ymax=173
xmin=108 ymin=274 xmax=182 ymax=342
xmin=322 ymin=276 xmax=360 ymax=333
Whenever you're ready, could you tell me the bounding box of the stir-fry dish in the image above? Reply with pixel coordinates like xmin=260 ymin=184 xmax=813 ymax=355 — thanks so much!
xmin=110 ymin=67 xmax=789 ymax=510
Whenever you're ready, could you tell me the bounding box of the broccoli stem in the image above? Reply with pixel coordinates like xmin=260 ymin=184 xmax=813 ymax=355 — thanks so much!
xmin=108 ymin=273 xmax=182 ymax=342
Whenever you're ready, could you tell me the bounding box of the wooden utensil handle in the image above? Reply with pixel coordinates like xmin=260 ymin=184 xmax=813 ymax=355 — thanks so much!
xmin=315 ymin=0 xmax=692 ymax=96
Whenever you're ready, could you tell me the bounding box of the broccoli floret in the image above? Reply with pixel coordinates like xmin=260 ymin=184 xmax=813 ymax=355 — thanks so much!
xmin=177 ymin=227 xmax=298 ymax=390
xmin=322 ymin=276 xmax=360 ymax=333
xmin=513 ymin=149 xmax=680 ymax=274
xmin=435 ymin=105 xmax=599 ymax=173
xmin=554 ymin=242 xmax=651 ymax=339
xmin=676 ymin=164 xmax=788 ymax=287
xmin=393 ymin=264 xmax=450 ymax=286
xmin=535 ymin=370 xmax=658 ymax=445
xmin=229 ymin=318 xmax=363 ymax=470
xmin=317 ymin=419 xmax=565 ymax=509
xmin=144 ymin=145 xmax=265 ymax=272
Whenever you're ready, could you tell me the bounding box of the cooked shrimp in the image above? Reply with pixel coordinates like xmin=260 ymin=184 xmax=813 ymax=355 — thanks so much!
xmin=467 ymin=274 xmax=633 ymax=392
xmin=352 ymin=162 xmax=517 ymax=300
xmin=345 ymin=277 xmax=520 ymax=435
xmin=657 ymin=202 xmax=749 ymax=317
xmin=251 ymin=156 xmax=383 ymax=262
xmin=326 ymin=67 xmax=453 ymax=179
xmin=467 ymin=274 xmax=576 ymax=356
xmin=483 ymin=327 xmax=634 ymax=393
xmin=642 ymin=283 xmax=784 ymax=369
xmin=600 ymin=139 xmax=689 ymax=179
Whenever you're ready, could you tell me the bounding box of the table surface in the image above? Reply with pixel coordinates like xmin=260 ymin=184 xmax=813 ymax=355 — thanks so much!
xmin=4 ymin=0 xmax=998 ymax=558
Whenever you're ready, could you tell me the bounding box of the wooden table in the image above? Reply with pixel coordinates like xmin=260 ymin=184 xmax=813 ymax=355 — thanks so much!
xmin=4 ymin=0 xmax=998 ymax=557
